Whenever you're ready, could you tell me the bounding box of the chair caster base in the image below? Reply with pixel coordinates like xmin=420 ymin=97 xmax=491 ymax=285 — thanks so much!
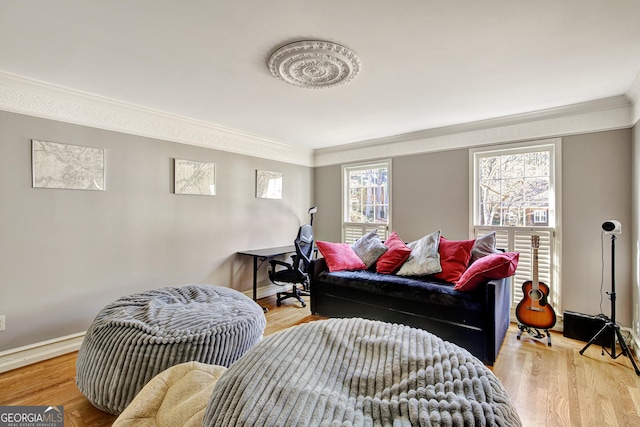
xmin=276 ymin=290 xmax=307 ymax=308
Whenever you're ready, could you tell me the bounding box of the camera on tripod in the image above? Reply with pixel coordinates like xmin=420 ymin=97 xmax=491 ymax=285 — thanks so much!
xmin=602 ymin=220 xmax=621 ymax=234
xmin=580 ymin=219 xmax=640 ymax=376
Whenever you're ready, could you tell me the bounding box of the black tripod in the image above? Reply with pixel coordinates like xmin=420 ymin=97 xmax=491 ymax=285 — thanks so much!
xmin=579 ymin=234 xmax=640 ymax=376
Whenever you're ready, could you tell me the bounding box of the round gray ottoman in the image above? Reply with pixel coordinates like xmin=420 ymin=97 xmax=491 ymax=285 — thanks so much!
xmin=76 ymin=284 xmax=266 ymax=415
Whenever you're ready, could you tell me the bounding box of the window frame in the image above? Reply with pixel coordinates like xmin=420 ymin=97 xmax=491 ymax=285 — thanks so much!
xmin=469 ymin=138 xmax=562 ymax=317
xmin=341 ymin=159 xmax=392 ymax=243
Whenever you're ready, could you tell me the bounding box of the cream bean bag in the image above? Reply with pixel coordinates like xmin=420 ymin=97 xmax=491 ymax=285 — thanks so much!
xmin=113 ymin=361 xmax=226 ymax=427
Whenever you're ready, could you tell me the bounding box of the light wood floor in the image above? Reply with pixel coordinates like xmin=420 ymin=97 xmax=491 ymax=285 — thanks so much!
xmin=1 ymin=294 xmax=640 ymax=426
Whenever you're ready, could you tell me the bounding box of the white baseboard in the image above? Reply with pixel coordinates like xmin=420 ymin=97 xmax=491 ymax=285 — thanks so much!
xmin=0 ymin=332 xmax=85 ymax=374
xmin=242 ymin=283 xmax=283 ymax=300
xmin=622 ymin=326 xmax=640 ymax=356
xmin=0 ymin=285 xmax=282 ymax=374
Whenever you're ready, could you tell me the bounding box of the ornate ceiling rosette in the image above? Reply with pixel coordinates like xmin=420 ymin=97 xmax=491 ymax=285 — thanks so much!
xmin=268 ymin=40 xmax=361 ymax=89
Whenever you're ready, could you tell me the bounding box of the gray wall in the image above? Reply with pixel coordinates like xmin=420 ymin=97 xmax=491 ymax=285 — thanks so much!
xmin=313 ymin=164 xmax=341 ymax=243
xmin=0 ymin=111 xmax=313 ymax=351
xmin=1 ymin=108 xmax=634 ymax=352
xmin=562 ymin=131 xmax=632 ymax=325
xmin=314 ymin=129 xmax=634 ymax=326
xmin=393 ymin=149 xmax=470 ymax=241
xmin=313 ymin=149 xmax=471 ymax=243
xmin=633 ymin=122 xmax=639 ymax=338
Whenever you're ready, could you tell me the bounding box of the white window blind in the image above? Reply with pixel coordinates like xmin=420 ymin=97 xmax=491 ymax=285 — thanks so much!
xmin=343 ymin=223 xmax=389 ymax=244
xmin=474 ymin=226 xmax=556 ymax=309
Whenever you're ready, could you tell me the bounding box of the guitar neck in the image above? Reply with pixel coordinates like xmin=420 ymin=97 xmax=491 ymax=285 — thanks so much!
xmin=532 ymin=247 xmax=539 ymax=291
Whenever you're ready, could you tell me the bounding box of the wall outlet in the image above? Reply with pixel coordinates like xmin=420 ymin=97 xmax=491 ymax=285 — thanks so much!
xmin=0 ymin=315 xmax=5 ymax=332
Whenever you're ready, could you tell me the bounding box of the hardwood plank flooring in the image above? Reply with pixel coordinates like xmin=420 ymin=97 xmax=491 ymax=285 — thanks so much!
xmin=1 ymin=294 xmax=640 ymax=426
xmin=493 ymin=325 xmax=640 ymax=426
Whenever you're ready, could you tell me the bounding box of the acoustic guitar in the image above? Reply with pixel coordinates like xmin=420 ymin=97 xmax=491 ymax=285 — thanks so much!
xmin=515 ymin=235 xmax=556 ymax=330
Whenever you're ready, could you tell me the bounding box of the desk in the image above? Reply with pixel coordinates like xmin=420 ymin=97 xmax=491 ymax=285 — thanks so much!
xmin=237 ymin=245 xmax=296 ymax=311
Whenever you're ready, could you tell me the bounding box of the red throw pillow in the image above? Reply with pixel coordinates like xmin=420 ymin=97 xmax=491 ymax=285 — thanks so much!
xmin=316 ymin=241 xmax=367 ymax=272
xmin=376 ymin=231 xmax=412 ymax=274
xmin=455 ymin=252 xmax=520 ymax=291
xmin=432 ymin=236 xmax=475 ymax=284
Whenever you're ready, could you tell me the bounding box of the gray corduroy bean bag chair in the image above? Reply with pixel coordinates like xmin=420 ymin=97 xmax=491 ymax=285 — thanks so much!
xmin=203 ymin=317 xmax=521 ymax=426
xmin=76 ymin=284 xmax=266 ymax=415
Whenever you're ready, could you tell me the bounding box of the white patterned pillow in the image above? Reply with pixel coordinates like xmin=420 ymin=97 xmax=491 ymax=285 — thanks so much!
xmin=396 ymin=230 xmax=442 ymax=276
xmin=351 ymin=231 xmax=388 ymax=268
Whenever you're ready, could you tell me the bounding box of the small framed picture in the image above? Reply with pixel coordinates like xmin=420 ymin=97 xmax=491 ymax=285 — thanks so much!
xmin=174 ymin=159 xmax=216 ymax=195
xmin=256 ymin=170 xmax=282 ymax=199
xmin=32 ymin=139 xmax=105 ymax=191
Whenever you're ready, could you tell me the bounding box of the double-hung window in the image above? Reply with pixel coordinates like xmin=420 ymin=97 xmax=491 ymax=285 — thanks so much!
xmin=342 ymin=160 xmax=391 ymax=244
xmin=470 ymin=139 xmax=561 ymax=313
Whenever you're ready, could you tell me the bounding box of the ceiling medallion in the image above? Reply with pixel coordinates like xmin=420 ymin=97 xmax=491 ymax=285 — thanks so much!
xmin=268 ymin=40 xmax=361 ymax=89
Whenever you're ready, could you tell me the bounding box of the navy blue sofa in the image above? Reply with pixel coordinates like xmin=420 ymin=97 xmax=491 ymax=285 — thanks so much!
xmin=309 ymin=257 xmax=511 ymax=365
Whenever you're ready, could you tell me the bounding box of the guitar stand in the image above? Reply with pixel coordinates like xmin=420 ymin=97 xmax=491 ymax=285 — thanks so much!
xmin=517 ymin=323 xmax=552 ymax=347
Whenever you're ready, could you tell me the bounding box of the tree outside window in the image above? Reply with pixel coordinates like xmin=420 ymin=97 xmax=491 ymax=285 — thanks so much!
xmin=478 ymin=150 xmax=551 ymax=227
xmin=342 ymin=161 xmax=391 ymax=243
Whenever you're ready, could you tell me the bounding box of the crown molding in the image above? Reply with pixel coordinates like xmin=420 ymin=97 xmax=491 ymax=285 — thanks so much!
xmin=314 ymin=96 xmax=634 ymax=167
xmin=626 ymin=70 xmax=640 ymax=126
xmin=1 ymin=70 xmax=635 ymax=169
xmin=0 ymin=70 xmax=314 ymax=167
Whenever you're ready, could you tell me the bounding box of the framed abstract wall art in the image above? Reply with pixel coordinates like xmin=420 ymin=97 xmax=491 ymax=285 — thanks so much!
xmin=256 ymin=170 xmax=283 ymax=199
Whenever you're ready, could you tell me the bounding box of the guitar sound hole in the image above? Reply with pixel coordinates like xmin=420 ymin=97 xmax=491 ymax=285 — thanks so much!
xmin=529 ymin=289 xmax=543 ymax=301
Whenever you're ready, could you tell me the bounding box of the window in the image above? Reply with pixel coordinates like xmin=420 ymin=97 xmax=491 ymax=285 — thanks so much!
xmin=471 ymin=139 xmax=561 ymax=314
xmin=477 ymin=149 xmax=551 ymax=227
xmin=342 ymin=160 xmax=391 ymax=244
xmin=534 ymin=210 xmax=547 ymax=224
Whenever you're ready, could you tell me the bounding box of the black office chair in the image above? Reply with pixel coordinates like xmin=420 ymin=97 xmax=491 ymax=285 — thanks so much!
xmin=268 ymin=206 xmax=317 ymax=307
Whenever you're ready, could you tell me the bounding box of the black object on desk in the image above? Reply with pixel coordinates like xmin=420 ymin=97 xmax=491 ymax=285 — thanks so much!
xmin=237 ymin=245 xmax=296 ymax=312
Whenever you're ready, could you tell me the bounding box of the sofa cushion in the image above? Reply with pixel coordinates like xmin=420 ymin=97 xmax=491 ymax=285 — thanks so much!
xmin=470 ymin=232 xmax=500 ymax=264
xmin=351 ymin=231 xmax=388 ymax=268
xmin=432 ymin=237 xmax=475 ymax=284
xmin=317 ymin=269 xmax=484 ymax=311
xmin=455 ymin=251 xmax=519 ymax=291
xmin=376 ymin=231 xmax=412 ymax=274
xmin=396 ymin=230 xmax=442 ymax=276
xmin=317 ymin=241 xmax=367 ymax=272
